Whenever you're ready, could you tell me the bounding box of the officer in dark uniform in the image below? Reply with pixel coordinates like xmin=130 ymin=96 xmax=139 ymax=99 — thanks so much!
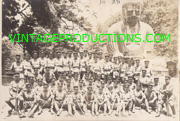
xmin=166 ymin=61 xmax=177 ymax=77
xmin=156 ymin=76 xmax=176 ymax=117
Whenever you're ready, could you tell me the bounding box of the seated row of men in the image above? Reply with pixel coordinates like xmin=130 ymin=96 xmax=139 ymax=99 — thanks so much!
xmin=6 ymin=69 xmax=176 ymax=118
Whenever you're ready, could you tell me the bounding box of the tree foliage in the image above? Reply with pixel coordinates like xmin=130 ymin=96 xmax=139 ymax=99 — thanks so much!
xmin=2 ymin=0 xmax=92 ymax=74
xmin=142 ymin=0 xmax=178 ymax=61
xmin=2 ymin=0 xmax=92 ymax=55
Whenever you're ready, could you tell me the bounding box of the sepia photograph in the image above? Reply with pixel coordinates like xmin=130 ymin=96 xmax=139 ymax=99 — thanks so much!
xmin=0 ymin=0 xmax=179 ymax=121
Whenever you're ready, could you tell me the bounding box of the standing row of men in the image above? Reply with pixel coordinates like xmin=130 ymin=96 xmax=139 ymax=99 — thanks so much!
xmin=6 ymin=49 xmax=176 ymax=118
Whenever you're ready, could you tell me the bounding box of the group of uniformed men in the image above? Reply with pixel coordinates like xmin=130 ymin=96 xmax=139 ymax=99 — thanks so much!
xmin=6 ymin=49 xmax=176 ymax=118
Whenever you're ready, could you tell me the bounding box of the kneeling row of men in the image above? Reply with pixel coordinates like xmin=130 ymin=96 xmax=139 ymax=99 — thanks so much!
xmin=6 ymin=72 xmax=176 ymax=118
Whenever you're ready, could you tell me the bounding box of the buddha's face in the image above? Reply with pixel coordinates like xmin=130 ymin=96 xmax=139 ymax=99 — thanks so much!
xmin=123 ymin=2 xmax=141 ymax=27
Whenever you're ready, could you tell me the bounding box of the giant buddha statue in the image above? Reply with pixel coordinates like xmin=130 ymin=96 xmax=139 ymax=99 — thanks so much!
xmin=107 ymin=0 xmax=154 ymax=58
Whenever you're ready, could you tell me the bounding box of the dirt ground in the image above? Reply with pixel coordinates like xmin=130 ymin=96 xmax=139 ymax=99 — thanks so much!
xmin=0 ymin=77 xmax=179 ymax=121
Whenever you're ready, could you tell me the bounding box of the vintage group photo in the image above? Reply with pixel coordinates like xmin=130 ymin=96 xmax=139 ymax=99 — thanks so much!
xmin=1 ymin=0 xmax=179 ymax=121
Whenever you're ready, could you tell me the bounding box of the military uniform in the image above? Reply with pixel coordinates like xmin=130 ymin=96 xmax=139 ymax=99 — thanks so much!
xmin=132 ymin=83 xmax=145 ymax=112
xmin=65 ymin=79 xmax=74 ymax=93
xmin=144 ymin=83 xmax=157 ymax=113
xmin=133 ymin=59 xmax=142 ymax=83
xmin=98 ymin=52 xmax=104 ymax=65
xmin=38 ymin=83 xmax=53 ymax=115
xmin=105 ymin=86 xmax=119 ymax=115
xmin=95 ymin=87 xmax=107 ymax=115
xmin=94 ymin=74 xmax=103 ymax=93
xmin=82 ymin=73 xmax=91 ymax=88
xmin=63 ymin=52 xmax=70 ymax=73
xmin=22 ymin=59 xmax=33 ymax=80
xmin=38 ymin=55 xmax=47 ymax=68
xmin=6 ymin=73 xmax=24 ymax=116
xmin=71 ymin=72 xmax=80 ymax=88
xmin=126 ymin=64 xmax=135 ymax=76
xmin=166 ymin=61 xmax=177 ymax=77
xmin=34 ymin=79 xmax=43 ymax=100
xmin=63 ymin=90 xmax=74 ymax=115
xmin=153 ymin=77 xmax=161 ymax=99
xmin=43 ymin=67 xmax=55 ymax=84
xmin=157 ymin=76 xmax=175 ymax=117
xmin=72 ymin=53 xmax=80 ymax=73
xmin=72 ymin=86 xmax=86 ymax=115
xmin=113 ymin=78 xmax=121 ymax=94
xmin=53 ymin=84 xmax=65 ymax=116
xmin=118 ymin=56 xmax=122 ymax=65
xmin=120 ymin=84 xmax=132 ymax=116
xmin=84 ymin=86 xmax=95 ymax=115
xmin=54 ymin=51 xmax=64 ymax=74
xmin=56 ymin=73 xmax=65 ymax=88
xmin=11 ymin=55 xmax=24 ymax=79
xmin=87 ymin=53 xmax=94 ymax=71
xmin=8 ymin=75 xmax=24 ymax=99
xmin=120 ymin=61 xmax=128 ymax=80
xmin=128 ymin=76 xmax=136 ymax=100
xmin=67 ymin=51 xmax=73 ymax=68
xmin=46 ymin=58 xmax=55 ymax=73
xmin=30 ymin=51 xmax=41 ymax=70
xmin=87 ymin=78 xmax=95 ymax=93
xmin=80 ymin=52 xmax=87 ymax=79
xmin=142 ymin=60 xmax=152 ymax=77
xmin=33 ymin=68 xmax=43 ymax=86
xmin=112 ymin=59 xmax=120 ymax=79
xmin=21 ymin=83 xmax=38 ymax=118
xmin=50 ymin=79 xmax=56 ymax=94
xmin=38 ymin=51 xmax=47 ymax=75
xmin=91 ymin=58 xmax=102 ymax=79
xmin=30 ymin=58 xmax=41 ymax=70
xmin=78 ymin=80 xmax=86 ymax=95
xmin=103 ymin=55 xmax=113 ymax=83
xmin=140 ymin=70 xmax=152 ymax=91
xmin=83 ymin=50 xmax=89 ymax=62
xmin=105 ymin=75 xmax=113 ymax=88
